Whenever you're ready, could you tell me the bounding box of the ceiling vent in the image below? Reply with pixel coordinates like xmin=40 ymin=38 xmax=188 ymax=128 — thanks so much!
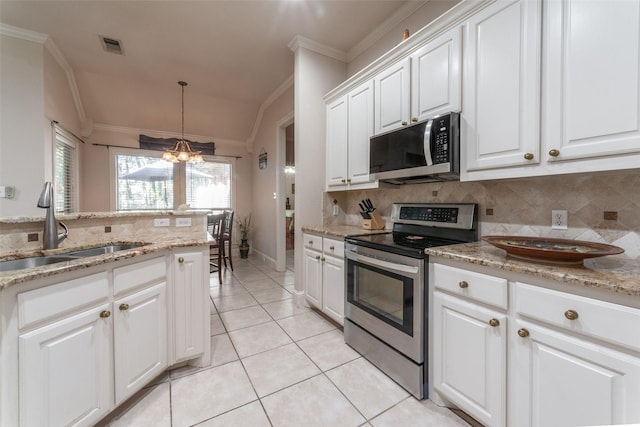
xmin=99 ymin=35 xmax=124 ymax=55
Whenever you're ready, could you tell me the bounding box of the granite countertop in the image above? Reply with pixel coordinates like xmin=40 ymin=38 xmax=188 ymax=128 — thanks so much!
xmin=427 ymin=242 xmax=640 ymax=297
xmin=0 ymin=210 xmax=209 ymax=224
xmin=0 ymin=238 xmax=210 ymax=290
xmin=302 ymin=224 xmax=389 ymax=239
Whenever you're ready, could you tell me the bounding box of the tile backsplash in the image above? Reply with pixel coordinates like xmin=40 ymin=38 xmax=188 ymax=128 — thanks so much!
xmin=324 ymin=170 xmax=640 ymax=258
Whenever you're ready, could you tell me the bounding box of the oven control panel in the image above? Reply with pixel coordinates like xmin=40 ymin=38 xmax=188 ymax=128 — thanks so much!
xmin=390 ymin=203 xmax=476 ymax=230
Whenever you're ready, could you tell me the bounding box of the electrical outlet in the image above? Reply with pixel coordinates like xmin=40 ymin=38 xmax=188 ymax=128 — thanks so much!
xmin=551 ymin=210 xmax=568 ymax=230
xmin=154 ymin=218 xmax=170 ymax=227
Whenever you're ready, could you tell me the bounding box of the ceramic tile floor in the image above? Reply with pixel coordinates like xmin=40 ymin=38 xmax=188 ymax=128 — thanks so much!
xmin=99 ymin=254 xmax=471 ymax=427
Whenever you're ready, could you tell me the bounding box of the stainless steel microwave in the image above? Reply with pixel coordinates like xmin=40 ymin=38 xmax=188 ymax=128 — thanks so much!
xmin=370 ymin=112 xmax=459 ymax=184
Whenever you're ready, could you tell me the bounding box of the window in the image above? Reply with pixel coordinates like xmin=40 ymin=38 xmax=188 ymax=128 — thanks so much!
xmin=112 ymin=148 xmax=233 ymax=211
xmin=53 ymin=126 xmax=78 ymax=213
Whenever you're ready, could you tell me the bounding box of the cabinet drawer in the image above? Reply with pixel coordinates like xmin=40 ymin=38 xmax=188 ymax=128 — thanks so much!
xmin=303 ymin=233 xmax=323 ymax=250
xmin=114 ymin=256 xmax=166 ymax=296
xmin=18 ymin=272 xmax=109 ymax=330
xmin=432 ymin=263 xmax=508 ymax=309
xmin=323 ymin=238 xmax=344 ymax=258
xmin=516 ymin=282 xmax=640 ymax=352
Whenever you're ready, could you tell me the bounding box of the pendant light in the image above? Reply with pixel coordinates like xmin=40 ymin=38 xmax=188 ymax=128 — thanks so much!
xmin=162 ymin=81 xmax=203 ymax=163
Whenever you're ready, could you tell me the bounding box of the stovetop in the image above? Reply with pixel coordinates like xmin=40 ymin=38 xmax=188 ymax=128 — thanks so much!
xmin=345 ymin=203 xmax=479 ymax=258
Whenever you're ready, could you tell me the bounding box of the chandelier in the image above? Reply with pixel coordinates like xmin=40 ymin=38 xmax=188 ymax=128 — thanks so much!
xmin=162 ymin=81 xmax=203 ymax=163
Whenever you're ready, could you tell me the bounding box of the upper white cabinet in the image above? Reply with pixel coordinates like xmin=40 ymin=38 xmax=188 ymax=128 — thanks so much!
xmin=411 ymin=26 xmax=462 ymax=122
xmin=543 ymin=0 xmax=640 ymax=163
xmin=462 ymin=0 xmax=542 ymax=173
xmin=374 ymin=58 xmax=411 ymax=134
xmin=326 ymin=80 xmax=376 ymax=190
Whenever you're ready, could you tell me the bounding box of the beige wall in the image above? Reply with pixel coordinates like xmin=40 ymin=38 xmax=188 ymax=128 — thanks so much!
xmin=0 ymin=35 xmax=45 ymax=217
xmin=249 ymin=85 xmax=294 ymax=262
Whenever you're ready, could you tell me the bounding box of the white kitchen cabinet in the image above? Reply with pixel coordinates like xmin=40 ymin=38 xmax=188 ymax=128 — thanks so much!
xmin=171 ymin=249 xmax=207 ymax=363
xmin=326 ymin=81 xmax=376 ymax=190
xmin=543 ymin=0 xmax=640 ymax=163
xmin=513 ymin=319 xmax=640 ymax=427
xmin=462 ymin=0 xmax=542 ymax=173
xmin=113 ymin=281 xmax=167 ymax=404
xmin=303 ymin=233 xmax=345 ymax=324
xmin=430 ymin=258 xmax=640 ymax=427
xmin=410 ymin=26 xmax=462 ymax=122
xmin=19 ymin=302 xmax=113 ymax=427
xmin=374 ymin=58 xmax=411 ymax=134
xmin=432 ymin=267 xmax=507 ymax=427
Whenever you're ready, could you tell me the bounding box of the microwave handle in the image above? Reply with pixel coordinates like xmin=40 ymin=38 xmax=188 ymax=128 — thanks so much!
xmin=423 ymin=119 xmax=434 ymax=166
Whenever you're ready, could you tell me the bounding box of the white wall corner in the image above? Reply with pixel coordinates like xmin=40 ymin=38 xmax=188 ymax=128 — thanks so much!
xmin=246 ymin=74 xmax=294 ymax=152
xmin=287 ymin=35 xmax=348 ymax=62
xmin=0 ymin=23 xmax=48 ymax=44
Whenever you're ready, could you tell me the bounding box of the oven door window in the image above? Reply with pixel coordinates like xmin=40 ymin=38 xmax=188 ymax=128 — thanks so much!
xmin=347 ymin=259 xmax=413 ymax=336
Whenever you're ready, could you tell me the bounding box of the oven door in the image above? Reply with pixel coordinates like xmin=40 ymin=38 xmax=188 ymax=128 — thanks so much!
xmin=345 ymin=244 xmax=425 ymax=363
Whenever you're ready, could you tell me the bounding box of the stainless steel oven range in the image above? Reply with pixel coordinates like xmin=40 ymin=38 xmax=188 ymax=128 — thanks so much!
xmin=344 ymin=203 xmax=478 ymax=399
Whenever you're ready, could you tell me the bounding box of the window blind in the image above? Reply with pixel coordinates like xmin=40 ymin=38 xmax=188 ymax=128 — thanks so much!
xmin=53 ymin=126 xmax=79 ymax=213
xmin=186 ymin=160 xmax=232 ymax=209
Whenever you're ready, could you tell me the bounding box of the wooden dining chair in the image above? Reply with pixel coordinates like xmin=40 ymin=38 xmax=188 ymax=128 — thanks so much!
xmin=222 ymin=210 xmax=234 ymax=271
xmin=207 ymin=212 xmax=226 ymax=284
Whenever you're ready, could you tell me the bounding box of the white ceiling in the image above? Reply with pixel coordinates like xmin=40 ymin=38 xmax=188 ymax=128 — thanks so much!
xmin=0 ymin=0 xmax=427 ymax=145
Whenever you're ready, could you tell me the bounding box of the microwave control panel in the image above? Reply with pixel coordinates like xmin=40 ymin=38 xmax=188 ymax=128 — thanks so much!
xmin=432 ymin=115 xmax=451 ymax=164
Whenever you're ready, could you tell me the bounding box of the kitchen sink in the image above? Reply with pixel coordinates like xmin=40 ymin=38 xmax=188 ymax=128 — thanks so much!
xmin=62 ymin=243 xmax=146 ymax=258
xmin=0 ymin=243 xmax=147 ymax=272
xmin=0 ymin=255 xmax=78 ymax=272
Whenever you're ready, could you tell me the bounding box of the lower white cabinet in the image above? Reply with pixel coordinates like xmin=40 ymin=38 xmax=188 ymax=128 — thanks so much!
xmin=432 ymin=291 xmax=506 ymax=427
xmin=1 ymin=247 xmax=209 ymax=427
xmin=303 ymin=233 xmax=345 ymax=324
xmin=430 ymin=259 xmax=640 ymax=427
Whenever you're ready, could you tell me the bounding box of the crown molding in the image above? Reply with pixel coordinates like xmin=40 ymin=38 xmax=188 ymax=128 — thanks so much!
xmin=246 ymin=74 xmax=294 ymax=153
xmin=288 ymin=35 xmax=348 ymax=62
xmin=43 ymin=38 xmax=90 ymax=135
xmin=0 ymin=23 xmax=48 ymax=43
xmin=91 ymin=123 xmax=245 ymax=148
xmin=346 ymin=1 xmax=429 ymax=62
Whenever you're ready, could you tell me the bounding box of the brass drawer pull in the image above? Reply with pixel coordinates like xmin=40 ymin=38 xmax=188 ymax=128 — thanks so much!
xmin=329 ymin=245 xmax=335 ymax=251
xmin=549 ymin=149 xmax=560 ymax=157
xmin=119 ymin=303 xmax=130 ymax=311
xmin=458 ymin=281 xmax=469 ymax=289
xmin=402 ymin=121 xmax=408 ymax=126
xmin=489 ymin=318 xmax=500 ymax=327
xmin=524 ymin=152 xmax=534 ymax=160
xmin=178 ymin=257 xmax=184 ymax=263
xmin=100 ymin=310 xmax=111 ymax=318
xmin=412 ymin=117 xmax=418 ymax=123
xmin=315 ymin=255 xmax=321 ymax=260
xmin=564 ymin=310 xmax=579 ymax=320
xmin=517 ymin=328 xmax=530 ymax=338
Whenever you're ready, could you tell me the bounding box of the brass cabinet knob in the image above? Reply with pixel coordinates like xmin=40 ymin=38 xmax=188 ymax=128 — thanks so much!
xmin=517 ymin=328 xmax=530 ymax=338
xmin=315 ymin=255 xmax=321 ymax=260
xmin=458 ymin=281 xmax=469 ymax=289
xmin=308 ymin=241 xmax=313 ymax=245
xmin=329 ymin=246 xmax=335 ymax=251
xmin=320 ymin=257 xmax=326 ymax=261
xmin=347 ymin=178 xmax=351 ymax=183
xmin=178 ymin=257 xmax=184 ymax=263
xmin=549 ymin=149 xmax=560 ymax=157
xmin=412 ymin=117 xmax=418 ymax=123
xmin=100 ymin=310 xmax=111 ymax=318
xmin=564 ymin=309 xmax=579 ymax=320
xmin=524 ymin=152 xmax=534 ymax=160
xmin=119 ymin=303 xmax=130 ymax=311
xmin=341 ymin=179 xmax=346 ymax=183
xmin=489 ymin=318 xmax=500 ymax=327
xmin=402 ymin=121 xmax=408 ymax=126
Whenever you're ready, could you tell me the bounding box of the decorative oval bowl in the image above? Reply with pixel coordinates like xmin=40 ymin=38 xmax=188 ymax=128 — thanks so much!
xmin=482 ymin=236 xmax=625 ymax=265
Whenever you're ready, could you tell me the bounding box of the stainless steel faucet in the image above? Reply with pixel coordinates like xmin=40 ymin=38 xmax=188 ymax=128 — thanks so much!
xmin=37 ymin=182 xmax=68 ymax=249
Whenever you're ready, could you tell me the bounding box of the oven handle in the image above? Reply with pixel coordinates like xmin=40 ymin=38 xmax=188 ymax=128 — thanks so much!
xmin=347 ymin=252 xmax=420 ymax=275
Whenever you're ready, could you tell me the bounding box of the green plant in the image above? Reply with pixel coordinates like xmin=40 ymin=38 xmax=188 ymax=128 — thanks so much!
xmin=236 ymin=213 xmax=252 ymax=240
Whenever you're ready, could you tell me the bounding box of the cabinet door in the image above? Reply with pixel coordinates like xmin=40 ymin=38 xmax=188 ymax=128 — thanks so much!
xmin=463 ymin=0 xmax=541 ymax=171
xmin=543 ymin=0 xmax=640 ymax=162
xmin=322 ymin=254 xmax=344 ymax=325
xmin=347 ymin=80 xmax=374 ymax=185
xmin=411 ymin=26 xmax=462 ymax=121
xmin=513 ymin=321 xmax=640 ymax=427
xmin=433 ymin=291 xmax=506 ymax=427
xmin=374 ymin=58 xmax=411 ymax=134
xmin=114 ymin=282 xmax=167 ymax=404
xmin=326 ymin=95 xmax=348 ymax=188
xmin=303 ymin=247 xmax=323 ymax=309
xmin=19 ymin=304 xmax=112 ymax=427
xmin=172 ymin=251 xmax=206 ymax=362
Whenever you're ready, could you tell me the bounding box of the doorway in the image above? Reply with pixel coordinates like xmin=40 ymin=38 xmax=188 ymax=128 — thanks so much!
xmin=284 ymin=123 xmax=295 ymax=270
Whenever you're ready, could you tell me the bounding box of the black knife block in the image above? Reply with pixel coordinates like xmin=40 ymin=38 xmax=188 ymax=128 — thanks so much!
xmin=362 ymin=211 xmax=385 ymax=230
